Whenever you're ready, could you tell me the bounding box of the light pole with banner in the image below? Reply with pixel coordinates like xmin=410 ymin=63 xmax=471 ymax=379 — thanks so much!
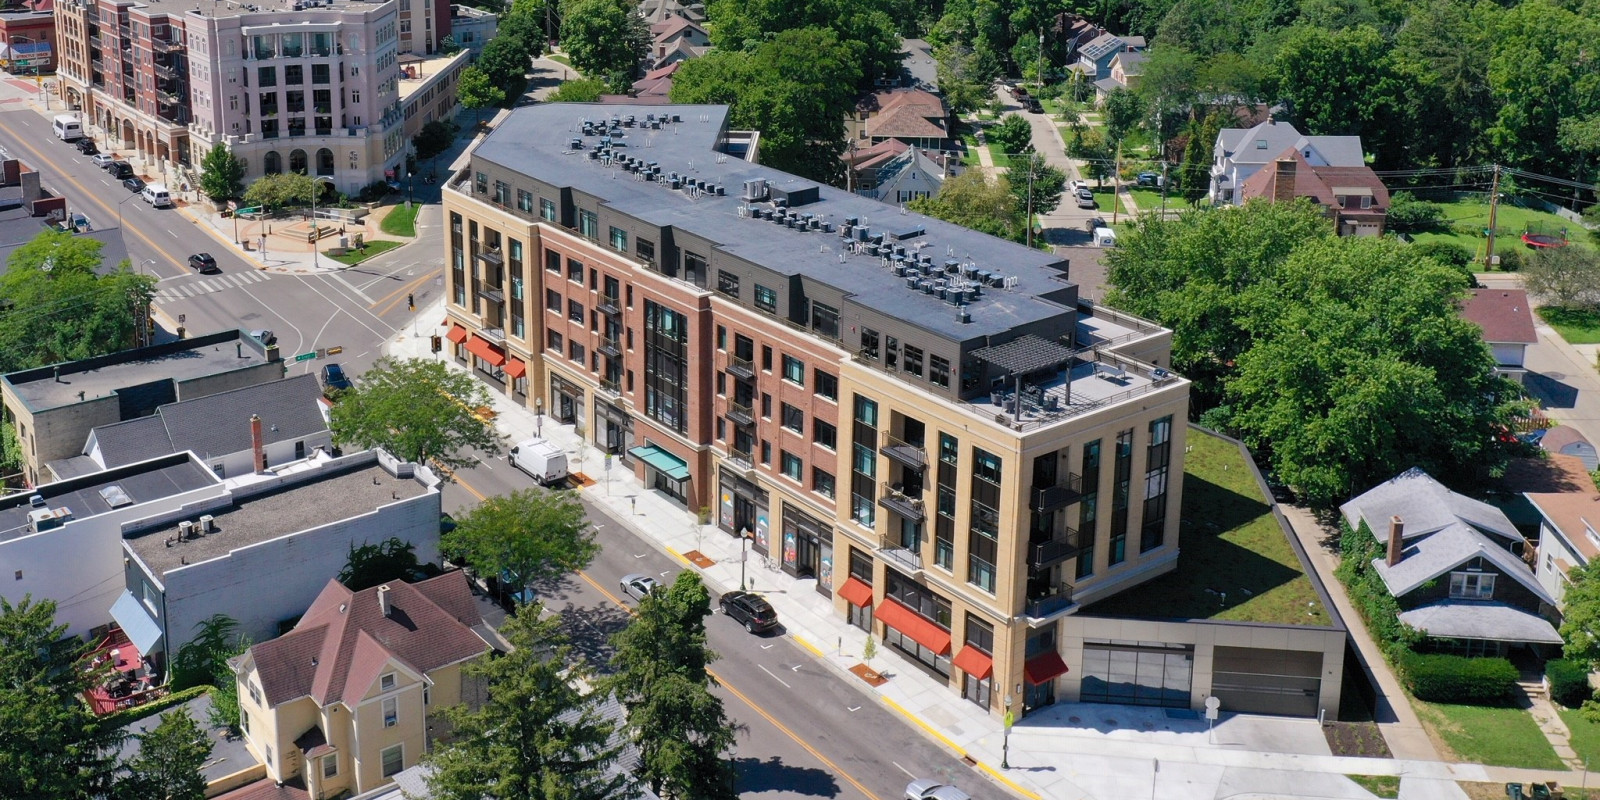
xmin=1002 ymin=695 xmax=1014 ymax=769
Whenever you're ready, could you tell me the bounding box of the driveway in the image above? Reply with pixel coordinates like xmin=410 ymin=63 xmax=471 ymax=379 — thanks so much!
xmin=1478 ymin=274 xmax=1600 ymax=446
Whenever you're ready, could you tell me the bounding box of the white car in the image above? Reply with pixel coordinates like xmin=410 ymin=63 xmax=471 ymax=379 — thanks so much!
xmin=1069 ymin=179 xmax=1088 ymax=193
xmin=619 ymin=573 xmax=660 ymax=601
xmin=906 ymin=779 xmax=972 ymax=800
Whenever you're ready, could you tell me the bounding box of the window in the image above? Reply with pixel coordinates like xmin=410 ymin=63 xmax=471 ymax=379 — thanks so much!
xmin=1077 ymin=440 xmax=1101 ymax=580
xmin=1110 ymin=428 xmax=1133 ymax=566
xmin=903 ymin=344 xmax=924 ymax=378
xmin=761 ymin=393 xmax=772 ymax=418
xmin=811 ymin=302 xmax=840 ymax=340
xmin=930 ymin=356 xmax=950 ymax=388
xmin=1255 ymin=138 xmax=1268 ymax=149
xmin=1360 ymin=195 xmax=1372 ymax=209
xmin=783 ymin=355 xmax=805 ymax=385
xmin=781 ymin=403 xmax=804 ymax=434
xmin=546 ymin=289 xmax=560 ymax=311
xmin=322 ymin=754 xmax=338 ymax=779
xmin=761 ymin=346 xmax=773 ymax=372
xmin=610 ymin=226 xmax=628 ymax=251
xmin=545 ymin=250 xmax=561 ymax=274
xmin=312 ymin=63 xmax=330 ymax=84
xmin=382 ymin=696 xmax=398 ymax=727
xmin=814 ymin=420 xmax=837 ymax=449
xmin=755 ymin=285 xmax=777 ymax=313
xmin=517 ymin=189 xmax=533 ymax=212
xmin=815 ymin=370 xmax=838 ymax=401
xmin=380 ymin=673 xmax=396 ymax=691
xmin=781 ymin=452 xmax=803 ymax=481
xmin=547 ymin=330 xmax=563 ymax=352
xmin=475 ymin=172 xmax=487 ymax=194
xmin=257 ymin=66 xmax=277 ymax=87
xmin=286 ymin=64 xmax=303 ymax=85
xmin=1450 ymin=571 xmax=1495 ymax=600
xmin=644 ymin=300 xmax=690 ymax=434
xmin=540 ymin=198 xmax=556 ymax=221
xmin=813 ymin=468 xmax=836 ymax=498
xmin=567 ymin=257 xmax=583 ymax=283
xmin=570 ymin=341 xmax=586 ymax=362
xmin=637 ymin=238 xmax=656 ymax=263
xmin=381 ymin=744 xmax=403 ymax=778
xmin=717 ymin=270 xmax=740 ymax=298
xmin=760 ymin=440 xmax=771 ymax=464
xmin=577 ymin=209 xmax=598 ymax=239
xmin=1141 ymin=416 xmax=1172 ymax=553
xmin=860 ymin=328 xmax=879 ymax=360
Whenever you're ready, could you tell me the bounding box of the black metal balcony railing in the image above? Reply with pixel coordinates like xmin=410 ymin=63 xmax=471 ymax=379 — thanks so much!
xmin=879 ymin=433 xmax=927 ymax=471
xmin=1030 ymin=472 xmax=1085 ymax=512
xmin=878 ymin=484 xmax=926 ymax=521
xmin=598 ymin=297 xmax=621 ymax=316
xmin=726 ymin=448 xmax=755 ymax=471
xmin=1025 ymin=584 xmax=1075 ymax=619
xmin=1029 ymin=527 xmax=1082 ymax=569
xmin=599 ymin=337 xmax=621 ymax=357
xmin=476 ymin=247 xmax=503 ymax=266
xmin=878 ymin=532 xmax=923 ymax=573
xmin=726 ymin=400 xmax=755 ymax=427
xmin=599 ymin=377 xmax=621 ymax=396
xmin=726 ymin=354 xmax=755 ymax=380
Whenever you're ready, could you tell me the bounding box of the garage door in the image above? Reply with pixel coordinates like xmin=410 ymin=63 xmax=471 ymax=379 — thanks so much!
xmin=1210 ymin=646 xmax=1322 ymax=717
xmin=1079 ymin=640 xmax=1194 ymax=709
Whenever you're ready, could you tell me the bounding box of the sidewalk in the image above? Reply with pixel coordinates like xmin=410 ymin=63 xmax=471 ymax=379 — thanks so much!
xmin=386 ymin=297 xmax=1600 ymax=800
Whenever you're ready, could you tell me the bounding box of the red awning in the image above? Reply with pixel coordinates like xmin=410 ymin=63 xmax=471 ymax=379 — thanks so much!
xmin=837 ymin=577 xmax=873 ymax=608
xmin=1024 ymin=651 xmax=1069 ymax=685
xmin=504 ymin=358 xmax=527 ymax=379
xmin=874 ymin=599 xmax=952 ymax=655
xmin=440 ymin=316 xmax=450 ymax=326
xmin=952 ymin=647 xmax=994 ymax=680
xmin=464 ymin=336 xmax=506 ymax=366
xmin=445 ymin=324 xmax=468 ymax=343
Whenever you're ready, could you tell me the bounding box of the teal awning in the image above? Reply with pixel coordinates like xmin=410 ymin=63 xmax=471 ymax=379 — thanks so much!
xmin=629 ymin=444 xmax=690 ymax=481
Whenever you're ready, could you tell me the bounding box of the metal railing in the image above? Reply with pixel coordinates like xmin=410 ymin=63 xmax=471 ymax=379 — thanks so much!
xmin=1030 ymin=473 xmax=1084 ymax=511
xmin=1025 ymin=584 xmax=1075 ymax=619
xmin=879 ymin=432 xmax=928 ymax=470
xmin=727 ymin=354 xmax=755 ymax=379
xmin=726 ymin=400 xmax=755 ymax=426
xmin=879 ymin=483 xmax=926 ymax=521
xmin=1029 ymin=527 xmax=1081 ymax=568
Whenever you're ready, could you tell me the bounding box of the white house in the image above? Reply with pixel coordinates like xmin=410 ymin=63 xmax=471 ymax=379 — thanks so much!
xmin=1209 ymin=119 xmax=1364 ymax=205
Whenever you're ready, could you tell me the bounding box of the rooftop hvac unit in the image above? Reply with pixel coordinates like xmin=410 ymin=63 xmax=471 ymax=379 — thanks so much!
xmin=200 ymin=514 xmax=216 ymax=533
xmin=743 ymin=179 xmax=768 ymax=201
xmin=178 ymin=520 xmax=195 ymax=540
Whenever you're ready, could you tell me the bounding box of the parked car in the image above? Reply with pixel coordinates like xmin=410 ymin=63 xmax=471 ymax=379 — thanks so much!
xmin=718 ymin=590 xmax=779 ymax=633
xmin=319 ymin=362 xmax=353 ymax=393
xmin=1076 ymin=192 xmax=1097 ymax=210
xmin=905 ymin=779 xmax=972 ymax=800
xmin=620 ymin=573 xmax=660 ymax=602
xmin=107 ymin=161 xmax=134 ymax=179
xmin=1069 ymin=179 xmax=1088 ymax=193
xmin=1009 ymin=85 xmax=1030 ymax=99
xmin=1026 ymin=98 xmax=1043 ymax=113
xmin=1083 ymin=216 xmax=1107 ymax=232
xmin=187 ymin=252 xmax=219 ymax=273
xmin=75 ymin=138 xmax=98 ymax=156
xmin=1137 ymin=171 xmax=1163 ymax=187
xmin=249 ymin=329 xmax=276 ymax=346
xmin=122 ymin=177 xmax=146 ymax=193
xmin=91 ymin=153 xmax=115 ymax=169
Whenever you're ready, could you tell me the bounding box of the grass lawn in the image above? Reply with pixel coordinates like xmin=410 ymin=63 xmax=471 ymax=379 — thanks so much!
xmin=1084 ymin=429 xmax=1330 ymax=625
xmin=1409 ymin=197 xmax=1592 ymax=263
xmin=1413 ymin=700 xmax=1563 ymax=769
xmin=1125 ymin=187 xmax=1170 ymax=213
xmin=1539 ymin=306 xmax=1600 ymax=345
xmin=323 ymin=239 xmax=404 ymax=266
xmin=1560 ymin=709 xmax=1600 ymax=768
xmin=547 ymin=53 xmax=571 ymax=67
xmin=380 ymin=203 xmax=419 ymax=238
xmin=1347 ymin=775 xmax=1399 ymax=798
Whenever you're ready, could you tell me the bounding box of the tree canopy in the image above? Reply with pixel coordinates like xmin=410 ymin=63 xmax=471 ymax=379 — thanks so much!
xmin=705 ymin=0 xmax=902 ymax=86
xmin=327 ymin=356 xmax=506 ymax=475
xmin=0 ymin=230 xmax=154 ymax=374
xmin=198 ymin=143 xmax=246 ymax=203
xmin=458 ymin=67 xmax=506 ymax=120
xmin=908 ymin=170 xmax=1026 ymax=243
xmin=1563 ymin=561 xmax=1600 ymax=668
xmin=115 ymin=708 xmax=212 ymax=800
xmin=986 ymin=114 xmax=1034 ymax=157
xmin=338 ymin=538 xmax=422 ymax=592
xmin=241 ymin=172 xmax=322 ymax=211
xmin=1522 ymin=245 xmax=1600 ymax=311
xmin=442 ymin=488 xmax=598 ymax=599
xmin=559 ymin=0 xmax=650 ymax=92
xmin=412 ymin=120 xmax=460 ymax=168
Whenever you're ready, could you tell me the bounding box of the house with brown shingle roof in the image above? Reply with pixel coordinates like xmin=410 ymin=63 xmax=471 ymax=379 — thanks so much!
xmin=1237 ymin=147 xmax=1390 ymax=236
xmin=1459 ymin=288 xmax=1539 ymax=384
xmin=649 ymin=16 xmax=710 ymax=68
xmin=852 ymin=89 xmax=951 ymax=150
xmin=233 ymin=572 xmax=494 ymax=798
xmin=1526 ymin=464 xmax=1600 ymax=613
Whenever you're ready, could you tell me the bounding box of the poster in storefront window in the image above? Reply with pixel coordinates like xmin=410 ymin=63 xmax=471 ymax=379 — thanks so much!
xmin=720 ymin=489 xmax=733 ymax=530
xmin=783 ymin=528 xmax=797 ymax=568
xmin=754 ymin=513 xmax=768 ymax=552
xmin=818 ymin=550 xmax=833 ymax=592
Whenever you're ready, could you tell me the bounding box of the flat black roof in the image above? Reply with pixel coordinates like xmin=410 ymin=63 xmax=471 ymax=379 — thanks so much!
xmin=0 ymin=453 xmax=218 ymax=542
xmin=4 ymin=330 xmax=272 ymax=413
xmin=471 ymin=103 xmax=1078 ymax=341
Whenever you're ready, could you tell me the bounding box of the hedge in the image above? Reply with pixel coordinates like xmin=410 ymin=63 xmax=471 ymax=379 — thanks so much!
xmin=95 ymin=685 xmax=211 ymax=732
xmin=1398 ymin=651 xmax=1518 ymax=704
xmin=1548 ymin=659 xmax=1594 ymax=708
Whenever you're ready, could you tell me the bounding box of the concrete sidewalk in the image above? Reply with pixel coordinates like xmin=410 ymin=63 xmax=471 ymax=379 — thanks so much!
xmin=383 ymin=297 xmax=1600 ymax=800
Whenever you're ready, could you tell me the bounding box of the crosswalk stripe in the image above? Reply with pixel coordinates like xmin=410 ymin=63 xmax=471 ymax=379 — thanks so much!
xmin=179 ymin=285 xmax=197 ymax=297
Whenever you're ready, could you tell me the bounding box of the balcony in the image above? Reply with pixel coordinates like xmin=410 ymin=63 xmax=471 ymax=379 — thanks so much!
xmin=479 ymin=327 xmax=506 ymax=344
xmin=599 ymin=336 xmax=621 ymax=357
xmin=89 ymin=34 xmax=102 ymax=46
xmin=476 ymin=247 xmax=503 ymax=266
xmin=119 ymin=23 xmax=132 ymax=38
xmin=1030 ymin=473 xmax=1084 ymax=512
xmin=476 ymin=287 xmax=504 ymax=305
xmin=726 ymin=354 xmax=755 ymax=380
xmin=724 ymin=448 xmax=755 ymax=474
xmin=1025 ymin=584 xmax=1076 ymax=623
xmin=158 ymin=89 xmax=182 ymax=105
xmin=152 ymin=37 xmax=183 ymax=54
xmin=599 ymin=377 xmax=621 ymax=397
xmin=153 ymin=62 xmax=173 ymax=79
xmin=1029 ymin=527 xmax=1081 ymax=569
xmin=598 ymin=297 xmax=621 ymax=316
xmin=726 ymin=400 xmax=755 ymax=427
xmin=879 ymin=433 xmax=927 ymax=471
xmin=878 ymin=532 xmax=923 ymax=574
xmin=878 ymin=484 xmax=926 ymax=522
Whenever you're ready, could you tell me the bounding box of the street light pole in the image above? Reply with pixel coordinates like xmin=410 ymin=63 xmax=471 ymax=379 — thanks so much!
xmin=1002 ymin=694 xmax=1014 ymax=769
xmin=740 ymin=529 xmax=750 ymax=590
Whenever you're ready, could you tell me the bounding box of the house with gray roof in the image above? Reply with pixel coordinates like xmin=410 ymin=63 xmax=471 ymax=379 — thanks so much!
xmin=1070 ymin=32 xmax=1145 ymax=81
xmin=1209 ymin=119 xmax=1364 ymax=205
xmin=858 ymin=146 xmax=957 ymax=204
xmin=1342 ymin=468 xmax=1560 ymax=656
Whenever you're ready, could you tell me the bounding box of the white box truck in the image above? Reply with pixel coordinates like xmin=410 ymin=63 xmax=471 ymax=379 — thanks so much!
xmin=52 ymin=115 xmax=82 ymax=141
xmin=509 ymin=437 xmax=568 ymax=485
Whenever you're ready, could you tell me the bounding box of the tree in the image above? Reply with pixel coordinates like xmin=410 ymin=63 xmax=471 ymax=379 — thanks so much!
xmin=241 ymin=172 xmax=320 ymax=211
xmin=1523 ymin=246 xmax=1600 ymax=311
xmin=0 ymin=596 xmax=124 ymax=800
xmin=198 ymin=143 xmax=246 ymax=203
xmin=559 ymin=0 xmax=649 ymax=92
xmin=705 ymin=0 xmax=902 ymax=86
xmin=411 ymin=120 xmax=460 ymax=173
xmin=1136 ymin=46 xmax=1199 ymax=146
xmin=499 ymin=0 xmax=550 ymax=56
xmin=1385 ymin=191 xmax=1445 ymax=233
xmin=438 ymin=34 xmax=464 ymax=55
xmin=426 ymin=609 xmax=631 ymax=800
xmin=1101 ymin=88 xmax=1146 ymax=148
xmin=164 ymin=615 xmax=249 ymax=733
xmin=0 ymin=231 xmax=154 ymax=374
xmin=477 ymin=34 xmax=536 ymax=106
xmin=327 ymin=356 xmax=506 ymax=475
xmin=548 ymin=77 xmax=608 ymax=102
xmin=986 ymin=114 xmax=1034 ymax=158
xmin=116 ymin=708 xmax=211 ymax=800
xmin=1487 ymin=1 xmax=1600 ymax=181
xmin=1269 ymin=25 xmax=1408 ymax=165
xmin=338 ymin=538 xmax=421 ymax=592
xmin=932 ymin=40 xmax=995 ymax=116
xmin=443 ymin=488 xmax=598 ymax=601
xmin=1562 ymin=562 xmax=1600 ymax=668
xmin=908 ymin=170 xmax=1025 ymax=242
xmin=1009 ymin=154 xmax=1067 ymax=217
xmin=607 ymin=572 xmax=739 ymax=800
xmin=458 ymin=67 xmax=506 ymax=123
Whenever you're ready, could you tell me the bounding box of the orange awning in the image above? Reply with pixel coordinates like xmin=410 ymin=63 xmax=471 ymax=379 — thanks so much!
xmin=504 ymin=358 xmax=527 ymax=379
xmin=874 ymin=598 xmax=951 ymax=655
xmin=440 ymin=316 xmax=450 ymax=325
xmin=952 ymin=647 xmax=994 ymax=680
xmin=445 ymin=324 xmax=468 ymax=343
xmin=464 ymin=336 xmax=506 ymax=366
xmin=1024 ymin=651 xmax=1069 ymax=685
xmin=837 ymin=577 xmax=873 ymax=608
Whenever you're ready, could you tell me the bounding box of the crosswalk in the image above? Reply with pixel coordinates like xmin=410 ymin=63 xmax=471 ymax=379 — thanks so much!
xmin=153 ymin=270 xmax=272 ymax=304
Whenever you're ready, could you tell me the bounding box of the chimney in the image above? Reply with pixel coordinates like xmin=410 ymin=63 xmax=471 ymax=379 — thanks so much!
xmin=1386 ymin=515 xmax=1405 ymax=567
xmin=1272 ymin=157 xmax=1296 ymax=204
xmin=250 ymin=414 xmax=267 ymax=473
xmin=377 ymin=584 xmax=392 ymax=617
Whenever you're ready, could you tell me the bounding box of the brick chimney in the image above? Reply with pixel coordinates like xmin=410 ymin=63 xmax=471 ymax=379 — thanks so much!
xmin=250 ymin=414 xmax=267 ymax=474
xmin=1386 ymin=515 xmax=1405 ymax=567
xmin=377 ymin=584 xmax=392 ymax=617
xmin=1272 ymin=157 xmax=1297 ymax=204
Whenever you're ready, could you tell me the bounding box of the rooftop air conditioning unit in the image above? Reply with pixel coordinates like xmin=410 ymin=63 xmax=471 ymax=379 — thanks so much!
xmin=200 ymin=514 xmax=216 ymax=533
xmin=178 ymin=520 xmax=195 ymax=539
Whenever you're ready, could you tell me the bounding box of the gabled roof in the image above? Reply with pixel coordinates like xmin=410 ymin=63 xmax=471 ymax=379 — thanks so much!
xmin=651 ymin=16 xmax=707 ymax=43
xmin=1079 ymin=32 xmax=1129 ymax=62
xmin=1215 ymin=119 xmax=1363 ymax=166
xmin=636 ymin=61 xmax=682 ymax=84
xmin=631 ymin=77 xmax=674 ymax=98
xmin=1398 ymin=599 xmax=1562 ymax=644
xmin=874 ymin=148 xmax=952 ymax=191
xmin=866 ymin=106 xmax=948 ymax=140
xmin=843 ymin=138 xmax=909 ymax=170
xmin=1371 ymin=522 xmax=1549 ymax=603
xmin=1460 ymin=289 xmax=1538 ymax=345
xmin=1527 ymin=491 xmax=1600 ymax=564
xmin=90 ymin=374 xmax=327 ymax=468
xmin=1237 ymin=147 xmax=1390 ymax=213
xmin=1112 ymin=51 xmax=1148 ymax=75
xmin=1342 ymin=467 xmax=1522 ymax=544
xmin=249 ymin=572 xmax=489 ymax=708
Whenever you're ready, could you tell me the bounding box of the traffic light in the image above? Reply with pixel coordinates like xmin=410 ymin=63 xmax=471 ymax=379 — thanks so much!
xmin=430 ymin=335 xmax=442 ymax=353
xmin=408 ymin=293 xmax=415 ymax=311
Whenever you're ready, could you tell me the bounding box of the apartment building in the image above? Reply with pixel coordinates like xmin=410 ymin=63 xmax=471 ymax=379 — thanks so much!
xmin=54 ymin=0 xmax=466 ymax=194
xmin=441 ymin=102 xmax=1192 ymax=718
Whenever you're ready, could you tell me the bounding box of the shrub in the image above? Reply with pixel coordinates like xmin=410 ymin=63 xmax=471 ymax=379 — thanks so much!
xmin=1336 ymin=522 xmax=1421 ymax=648
xmin=1398 ymin=651 xmax=1518 ymax=704
xmin=1387 ymin=192 xmax=1446 ymax=233
xmin=95 ymin=685 xmax=210 ymax=732
xmin=1412 ymin=241 xmax=1473 ymax=269
xmin=1496 ymin=246 xmax=1524 ymax=272
xmin=1548 ymin=658 xmax=1594 ymax=708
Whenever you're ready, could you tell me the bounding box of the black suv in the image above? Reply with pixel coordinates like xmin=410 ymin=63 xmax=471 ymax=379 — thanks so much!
xmin=718 ymin=591 xmax=779 ymax=634
xmin=188 ymin=252 xmax=219 ymax=273
xmin=75 ymin=138 xmax=98 ymax=156
xmin=107 ymin=161 xmax=133 ymax=179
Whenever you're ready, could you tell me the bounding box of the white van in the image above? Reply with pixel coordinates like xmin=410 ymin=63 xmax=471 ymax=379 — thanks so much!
xmin=509 ymin=437 xmax=568 ymax=485
xmin=141 ymin=183 xmax=172 ymax=208
xmin=1092 ymin=226 xmax=1117 ymax=247
xmin=52 ymin=115 xmax=82 ymax=141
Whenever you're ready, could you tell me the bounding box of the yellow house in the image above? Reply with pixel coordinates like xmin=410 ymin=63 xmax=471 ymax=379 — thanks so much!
xmin=232 ymin=573 xmax=493 ymax=798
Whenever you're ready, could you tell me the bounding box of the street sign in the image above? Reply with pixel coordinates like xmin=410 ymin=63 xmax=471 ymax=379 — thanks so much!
xmin=294 ymin=351 xmax=317 ymax=362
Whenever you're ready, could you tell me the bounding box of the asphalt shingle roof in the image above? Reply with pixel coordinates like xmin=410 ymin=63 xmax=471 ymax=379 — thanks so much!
xmin=1370 ymin=522 xmax=1550 ymax=603
xmin=1340 ymin=467 xmax=1521 ymax=545
xmin=1460 ymin=289 xmax=1538 ymax=345
xmin=91 ymin=374 xmax=326 ymax=467
xmin=1398 ymin=599 xmax=1562 ymax=643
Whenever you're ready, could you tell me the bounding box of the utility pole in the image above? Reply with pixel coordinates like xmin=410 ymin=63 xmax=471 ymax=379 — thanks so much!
xmin=1025 ymin=153 xmax=1036 ymax=249
xmin=1111 ymin=143 xmax=1122 ymax=225
xmin=1484 ymin=164 xmax=1501 ymax=270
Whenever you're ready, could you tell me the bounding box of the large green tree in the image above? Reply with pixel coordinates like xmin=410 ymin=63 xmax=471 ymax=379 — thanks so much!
xmin=411 ymin=120 xmax=460 ymax=173
xmin=1101 ymin=88 xmax=1146 ymax=149
xmin=116 ymin=708 xmax=212 ymax=800
xmin=198 ymin=143 xmax=246 ymax=203
xmin=458 ymin=66 xmax=506 ymax=123
xmin=607 ymin=573 xmax=739 ymax=800
xmin=0 ymin=596 xmax=124 ymax=800
xmin=1269 ymin=25 xmax=1407 ymax=165
xmin=1522 ymin=246 xmax=1600 ymax=311
xmin=0 ymin=230 xmax=154 ymax=374
xmin=1562 ymin=561 xmax=1600 ymax=668
xmin=932 ymin=40 xmax=995 ymax=117
xmin=908 ymin=170 xmax=1025 ymax=242
xmin=425 ymin=609 xmax=630 ymax=800
xmin=1009 ymin=153 xmax=1067 ymax=217
xmin=338 ymin=538 xmax=422 ymax=592
xmin=1487 ymin=0 xmax=1600 ymax=180
xmin=240 ymin=172 xmax=320 ymax=210
xmin=477 ymin=34 xmax=537 ymax=105
xmin=706 ymin=0 xmax=902 ymax=86
xmin=558 ymin=0 xmax=649 ymax=92
xmin=327 ymin=356 xmax=506 ymax=476
xmin=442 ymin=488 xmax=598 ymax=601
xmin=986 ymin=113 xmax=1034 ymax=157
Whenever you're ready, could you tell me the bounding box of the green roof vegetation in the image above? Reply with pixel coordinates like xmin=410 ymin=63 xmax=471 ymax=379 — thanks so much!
xmin=1084 ymin=428 xmax=1331 ymax=626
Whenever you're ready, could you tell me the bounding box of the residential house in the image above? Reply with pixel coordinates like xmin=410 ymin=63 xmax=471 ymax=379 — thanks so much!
xmin=1342 ymin=468 xmax=1561 ymax=656
xmin=1209 ymin=119 xmax=1363 ymax=205
xmin=1459 ymin=289 xmax=1539 ymax=384
xmin=854 ymin=88 xmax=951 ymax=151
xmin=649 ymin=16 xmax=710 ymax=69
xmin=113 ymin=449 xmax=443 ymax=675
xmin=1 ymin=329 xmax=284 ymax=486
xmin=855 ymin=146 xmax=955 ymax=204
xmin=1526 ymin=465 xmax=1600 ymax=612
xmin=896 ymin=38 xmax=938 ymax=90
xmin=1054 ymin=13 xmax=1105 ymax=61
xmin=637 ymin=0 xmax=704 ymax=27
xmin=78 ymin=373 xmax=332 ymax=479
xmin=233 ymin=572 xmax=494 ymax=798
xmin=1236 ymin=150 xmax=1390 ymax=236
xmin=1093 ymin=51 xmax=1146 ymax=105
xmin=632 ymin=61 xmax=680 ymax=99
xmin=1542 ymin=426 xmax=1599 ymax=472
xmin=1070 ymin=32 xmax=1145 ymax=83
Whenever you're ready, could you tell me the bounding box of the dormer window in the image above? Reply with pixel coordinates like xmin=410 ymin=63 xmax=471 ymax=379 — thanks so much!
xmin=1335 ymin=195 xmax=1346 ymax=207
xmin=1449 ymin=571 xmax=1495 ymax=600
xmin=380 ymin=672 xmax=396 ymax=691
xmin=1360 ymin=196 xmax=1372 ymax=209
xmin=1256 ymin=139 xmax=1268 ymax=149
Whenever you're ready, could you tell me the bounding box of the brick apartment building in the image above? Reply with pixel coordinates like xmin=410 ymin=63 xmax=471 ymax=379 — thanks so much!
xmin=441 ymin=103 xmax=1193 ymax=718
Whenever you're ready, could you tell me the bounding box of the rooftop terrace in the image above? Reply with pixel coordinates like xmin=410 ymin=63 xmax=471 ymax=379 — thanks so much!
xmin=399 ymin=50 xmax=467 ymax=103
xmin=125 ymin=462 xmax=430 ymax=575
xmin=3 ymin=330 xmax=274 ymax=413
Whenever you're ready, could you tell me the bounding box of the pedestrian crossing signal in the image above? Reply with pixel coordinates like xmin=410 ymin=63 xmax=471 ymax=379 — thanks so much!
xmin=430 ymin=335 xmax=442 ymax=353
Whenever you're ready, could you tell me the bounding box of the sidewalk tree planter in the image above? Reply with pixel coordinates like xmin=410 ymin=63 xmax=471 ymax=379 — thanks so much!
xmin=198 ymin=142 xmax=245 ymax=203
xmin=443 ymin=488 xmax=599 ymax=604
